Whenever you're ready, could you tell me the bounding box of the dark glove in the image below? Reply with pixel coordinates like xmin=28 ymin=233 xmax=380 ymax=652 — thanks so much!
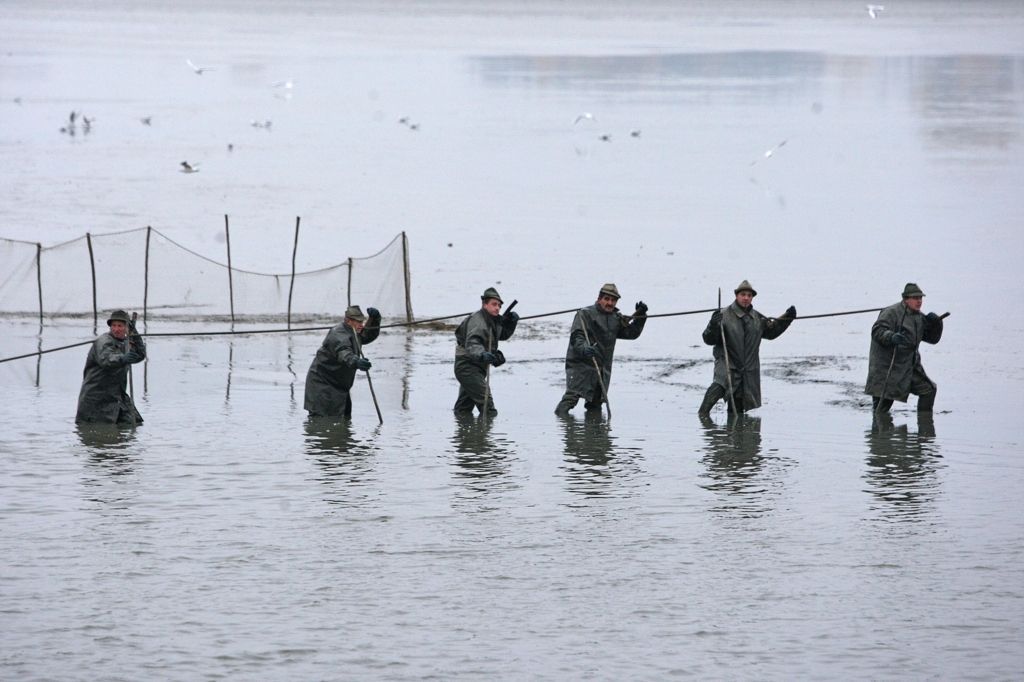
xmin=890 ymin=332 xmax=910 ymax=348
xmin=367 ymin=307 xmax=381 ymax=320
xmin=926 ymin=312 xmax=939 ymax=322
xmin=491 ymin=350 xmax=506 ymax=367
xmin=502 ymin=310 xmax=519 ymax=324
xmin=785 ymin=305 xmax=797 ymax=319
xmin=711 ymin=310 xmax=723 ymax=326
xmin=634 ymin=301 xmax=648 ymax=316
xmin=581 ymin=345 xmax=598 ymax=359
xmin=480 ymin=351 xmax=496 ymax=365
xmin=355 ymin=357 xmax=372 ymax=371
xmin=124 ymin=350 xmax=144 ymax=364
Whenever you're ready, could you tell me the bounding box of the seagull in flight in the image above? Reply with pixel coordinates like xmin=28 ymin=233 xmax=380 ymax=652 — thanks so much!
xmin=574 ymin=112 xmax=597 ymax=126
xmin=866 ymin=4 xmax=885 ymax=19
xmin=180 ymin=161 xmax=200 ymax=173
xmin=186 ymin=59 xmax=215 ymax=75
xmin=751 ymin=139 xmax=788 ymax=165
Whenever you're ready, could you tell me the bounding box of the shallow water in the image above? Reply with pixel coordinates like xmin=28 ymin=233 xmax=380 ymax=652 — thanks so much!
xmin=2 ymin=1 xmax=1024 ymax=679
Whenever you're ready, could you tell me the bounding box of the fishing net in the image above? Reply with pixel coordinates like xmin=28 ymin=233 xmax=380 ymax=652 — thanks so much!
xmin=0 ymin=227 xmax=412 ymax=323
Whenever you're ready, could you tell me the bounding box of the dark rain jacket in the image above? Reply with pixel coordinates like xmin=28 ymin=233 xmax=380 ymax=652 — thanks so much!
xmin=454 ymin=309 xmax=517 ymax=371
xmin=864 ymin=301 xmax=943 ymax=402
xmin=304 ymin=320 xmax=380 ymax=416
xmin=702 ymin=301 xmax=792 ymax=410
xmin=76 ymin=332 xmax=146 ymax=424
xmin=563 ymin=304 xmax=646 ymax=398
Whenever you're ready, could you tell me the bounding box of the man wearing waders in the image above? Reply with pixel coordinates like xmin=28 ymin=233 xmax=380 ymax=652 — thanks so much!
xmin=304 ymin=305 xmax=381 ymax=418
xmin=554 ymin=283 xmax=647 ymax=416
xmin=453 ymin=287 xmax=519 ymax=416
xmin=698 ymin=280 xmax=796 ymax=417
xmin=865 ymin=283 xmax=943 ymax=413
xmin=76 ymin=309 xmax=146 ymax=424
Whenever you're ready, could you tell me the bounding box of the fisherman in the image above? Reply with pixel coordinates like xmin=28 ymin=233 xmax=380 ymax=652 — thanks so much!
xmin=304 ymin=305 xmax=381 ymax=418
xmin=453 ymin=287 xmax=519 ymax=415
xmin=698 ymin=280 xmax=796 ymax=417
xmin=864 ymin=282 xmax=943 ymax=413
xmin=554 ymin=283 xmax=647 ymax=416
xmin=76 ymin=309 xmax=146 ymax=424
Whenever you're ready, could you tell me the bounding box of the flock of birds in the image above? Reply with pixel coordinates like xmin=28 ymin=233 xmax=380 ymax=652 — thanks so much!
xmin=55 ymin=2 xmax=888 ymax=177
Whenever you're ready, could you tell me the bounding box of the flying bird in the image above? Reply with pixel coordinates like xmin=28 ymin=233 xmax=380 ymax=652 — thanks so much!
xmin=574 ymin=112 xmax=596 ymax=126
xmin=180 ymin=161 xmax=200 ymax=173
xmin=186 ymin=59 xmax=215 ymax=75
xmin=270 ymin=79 xmax=294 ymax=89
xmin=866 ymin=4 xmax=885 ymax=18
xmin=751 ymin=139 xmax=788 ymax=165
xmin=140 ymin=116 xmax=152 ymax=126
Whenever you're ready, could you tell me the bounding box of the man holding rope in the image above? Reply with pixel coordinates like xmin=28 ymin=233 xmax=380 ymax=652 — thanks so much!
xmin=865 ymin=282 xmax=943 ymax=413
xmin=76 ymin=309 xmax=146 ymax=424
xmin=453 ymin=287 xmax=519 ymax=416
xmin=698 ymin=280 xmax=796 ymax=418
xmin=554 ymin=283 xmax=647 ymax=417
xmin=304 ymin=305 xmax=380 ymax=418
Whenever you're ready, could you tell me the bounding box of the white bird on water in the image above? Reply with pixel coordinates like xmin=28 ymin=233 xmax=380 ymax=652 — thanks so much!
xmin=270 ymin=79 xmax=294 ymax=89
xmin=180 ymin=161 xmax=200 ymax=173
xmin=186 ymin=59 xmax=215 ymax=75
xmin=866 ymin=4 xmax=885 ymax=19
xmin=574 ymin=112 xmax=596 ymax=126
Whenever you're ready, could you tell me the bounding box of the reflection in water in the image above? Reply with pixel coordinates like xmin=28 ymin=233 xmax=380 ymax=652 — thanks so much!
xmin=303 ymin=417 xmax=378 ymax=508
xmin=864 ymin=413 xmax=943 ymax=523
xmin=450 ymin=413 xmax=515 ymax=503
xmin=698 ymin=415 xmax=776 ymax=518
xmin=559 ymin=412 xmax=642 ymax=499
xmin=76 ymin=424 xmax=138 ymax=504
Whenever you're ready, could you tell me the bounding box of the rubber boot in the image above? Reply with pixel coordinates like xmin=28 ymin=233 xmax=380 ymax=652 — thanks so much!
xmin=917 ymin=388 xmax=936 ymax=413
xmin=554 ymin=393 xmax=577 ymax=416
xmin=697 ymin=384 xmax=722 ymax=418
xmin=872 ymin=396 xmax=894 ymax=413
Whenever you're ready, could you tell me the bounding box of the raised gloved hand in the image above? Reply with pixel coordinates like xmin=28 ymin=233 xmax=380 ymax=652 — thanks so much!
xmin=711 ymin=310 xmax=723 ymax=326
xmin=366 ymin=307 xmax=381 ymax=320
xmin=355 ymin=357 xmax=372 ymax=371
xmin=634 ymin=301 xmax=648 ymax=316
xmin=502 ymin=310 xmax=519 ymax=324
xmin=785 ymin=305 xmax=797 ymax=319
xmin=124 ymin=350 xmax=144 ymax=364
xmin=926 ymin=312 xmax=939 ymax=322
xmin=491 ymin=350 xmax=506 ymax=367
xmin=890 ymin=332 xmax=910 ymax=348
xmin=581 ymin=344 xmax=598 ymax=359
xmin=480 ymin=351 xmax=496 ymax=365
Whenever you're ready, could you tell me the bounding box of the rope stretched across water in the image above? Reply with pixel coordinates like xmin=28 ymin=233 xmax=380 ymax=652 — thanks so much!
xmin=0 ymin=305 xmax=885 ymax=364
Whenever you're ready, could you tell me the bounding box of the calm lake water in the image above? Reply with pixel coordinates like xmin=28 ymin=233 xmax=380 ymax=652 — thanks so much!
xmin=2 ymin=1 xmax=1023 ymax=679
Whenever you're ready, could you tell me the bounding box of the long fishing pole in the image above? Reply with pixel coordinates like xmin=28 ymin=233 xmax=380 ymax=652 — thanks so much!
xmin=352 ymin=324 xmax=383 ymax=425
xmin=578 ymin=310 xmax=611 ymax=420
xmin=718 ymin=288 xmax=739 ymax=415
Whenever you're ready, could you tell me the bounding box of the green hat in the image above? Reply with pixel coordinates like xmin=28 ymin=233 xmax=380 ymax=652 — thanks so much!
xmin=901 ymin=282 xmax=925 ymax=298
xmin=345 ymin=305 xmax=367 ymax=322
xmin=106 ymin=309 xmax=130 ymax=326
xmin=481 ymin=287 xmax=503 ymax=304
xmin=734 ymin=280 xmax=757 ymax=296
xmin=599 ymin=283 xmax=621 ymax=299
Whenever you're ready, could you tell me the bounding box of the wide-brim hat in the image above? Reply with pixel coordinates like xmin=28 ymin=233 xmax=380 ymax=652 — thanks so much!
xmin=901 ymin=282 xmax=925 ymax=298
xmin=345 ymin=305 xmax=367 ymax=322
xmin=106 ymin=309 xmax=130 ymax=326
xmin=481 ymin=287 xmax=503 ymax=304
xmin=734 ymin=279 xmax=757 ymax=296
xmin=598 ymin=283 xmax=621 ymax=300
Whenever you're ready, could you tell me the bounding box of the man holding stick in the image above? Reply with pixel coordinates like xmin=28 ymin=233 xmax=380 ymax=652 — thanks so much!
xmin=698 ymin=280 xmax=796 ymax=418
xmin=554 ymin=283 xmax=647 ymax=417
xmin=865 ymin=282 xmax=944 ymax=413
xmin=76 ymin=309 xmax=146 ymax=424
xmin=304 ymin=305 xmax=380 ymax=419
xmin=453 ymin=287 xmax=518 ymax=416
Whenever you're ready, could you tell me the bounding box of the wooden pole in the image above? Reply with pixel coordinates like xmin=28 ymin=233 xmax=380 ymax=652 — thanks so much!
xmin=224 ymin=215 xmax=235 ymax=325
xmin=35 ymin=242 xmax=43 ymax=325
xmin=286 ymin=216 xmax=300 ymax=329
xmin=347 ymin=257 xmax=353 ymax=308
xmin=402 ymin=232 xmax=413 ymax=322
xmin=719 ymin=288 xmax=739 ymax=415
xmin=578 ymin=311 xmax=611 ymax=420
xmin=86 ymin=232 xmax=98 ymax=328
xmin=143 ymin=226 xmax=151 ymax=325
